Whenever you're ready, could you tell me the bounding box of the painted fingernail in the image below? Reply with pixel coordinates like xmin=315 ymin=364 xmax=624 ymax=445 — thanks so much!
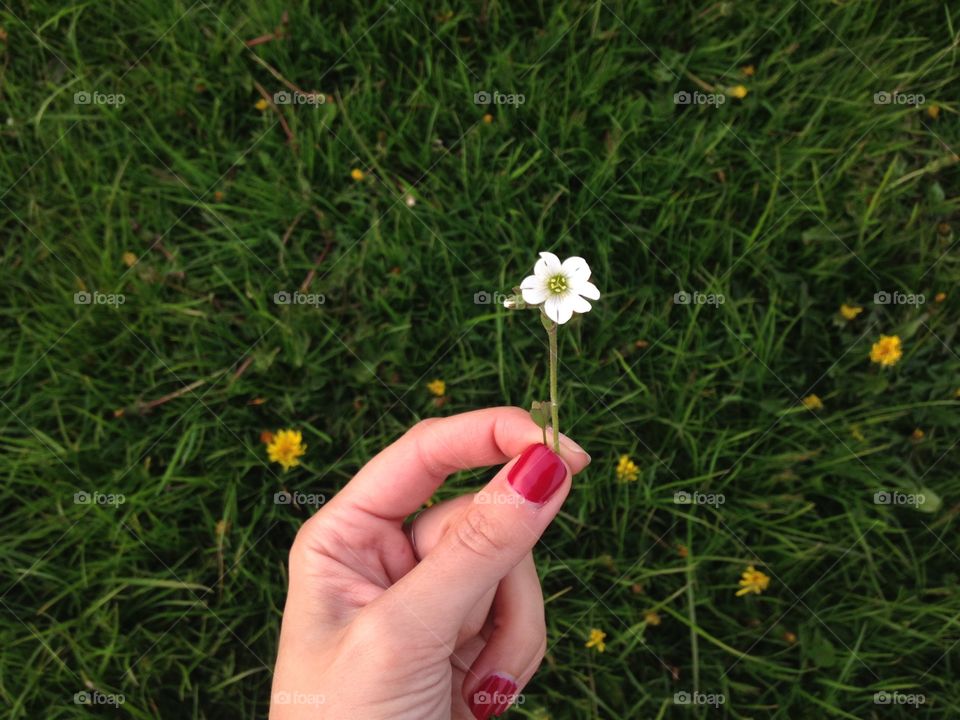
xmin=508 ymin=443 xmax=567 ymax=504
xmin=469 ymin=672 xmax=518 ymax=719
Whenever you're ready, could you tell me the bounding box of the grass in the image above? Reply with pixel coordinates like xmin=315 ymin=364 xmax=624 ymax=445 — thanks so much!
xmin=1 ymin=0 xmax=960 ymax=717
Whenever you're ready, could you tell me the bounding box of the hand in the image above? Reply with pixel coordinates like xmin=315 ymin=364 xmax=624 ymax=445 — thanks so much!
xmin=269 ymin=407 xmax=591 ymax=719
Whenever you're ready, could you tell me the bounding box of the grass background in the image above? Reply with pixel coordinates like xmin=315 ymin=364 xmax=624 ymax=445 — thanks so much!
xmin=2 ymin=0 xmax=960 ymax=717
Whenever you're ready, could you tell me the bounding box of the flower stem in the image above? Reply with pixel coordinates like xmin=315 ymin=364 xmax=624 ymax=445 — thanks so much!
xmin=548 ymin=319 xmax=560 ymax=453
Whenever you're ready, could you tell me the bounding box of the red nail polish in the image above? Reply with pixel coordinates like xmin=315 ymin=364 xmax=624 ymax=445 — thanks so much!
xmin=469 ymin=672 xmax=518 ymax=719
xmin=508 ymin=443 xmax=566 ymax=504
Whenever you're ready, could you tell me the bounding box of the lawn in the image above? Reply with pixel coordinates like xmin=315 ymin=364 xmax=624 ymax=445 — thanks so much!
xmin=2 ymin=0 xmax=960 ymax=717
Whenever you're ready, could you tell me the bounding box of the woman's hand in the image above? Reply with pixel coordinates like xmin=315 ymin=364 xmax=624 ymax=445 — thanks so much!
xmin=270 ymin=407 xmax=591 ymax=719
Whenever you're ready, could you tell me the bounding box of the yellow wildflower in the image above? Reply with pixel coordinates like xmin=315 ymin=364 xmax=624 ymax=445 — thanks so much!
xmin=483 ymin=113 xmax=493 ymax=124
xmin=616 ymin=454 xmax=639 ymax=483
xmin=783 ymin=630 xmax=797 ymax=643
xmin=927 ymin=104 xmax=940 ymax=120
xmin=801 ymin=394 xmax=823 ymax=410
xmin=643 ymin=610 xmax=661 ymax=626
xmin=426 ymin=379 xmax=446 ymax=397
xmin=741 ymin=64 xmax=756 ymax=77
xmin=122 ymin=251 xmax=137 ymax=267
xmin=585 ymin=628 xmax=606 ymax=652
xmin=870 ymin=335 xmax=903 ymax=367
xmin=254 ymin=98 xmax=269 ymax=111
xmin=911 ymin=428 xmax=925 ymax=441
xmin=266 ymin=429 xmax=306 ymax=470
xmin=935 ymin=292 xmax=946 ymax=303
xmin=736 ymin=565 xmax=770 ymax=596
xmin=839 ymin=303 xmax=863 ymax=320
xmin=729 ymin=85 xmax=748 ymax=99
xmin=350 ymin=168 xmax=365 ymax=181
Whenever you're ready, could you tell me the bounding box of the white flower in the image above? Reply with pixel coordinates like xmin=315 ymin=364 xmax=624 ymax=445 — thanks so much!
xmin=520 ymin=252 xmax=600 ymax=324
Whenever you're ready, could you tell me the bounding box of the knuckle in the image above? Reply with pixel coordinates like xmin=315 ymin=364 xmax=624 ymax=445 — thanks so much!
xmin=453 ymin=507 xmax=509 ymax=559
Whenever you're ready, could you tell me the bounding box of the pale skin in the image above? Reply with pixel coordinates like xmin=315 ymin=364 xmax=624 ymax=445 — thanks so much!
xmin=270 ymin=407 xmax=591 ymax=719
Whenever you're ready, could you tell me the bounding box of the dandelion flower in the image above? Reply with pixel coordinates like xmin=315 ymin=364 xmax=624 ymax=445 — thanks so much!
xmin=267 ymin=429 xmax=306 ymax=470
xmin=122 ymin=251 xmax=137 ymax=267
xmin=585 ymin=628 xmax=606 ymax=652
xmin=616 ymin=454 xmax=639 ymax=483
xmin=935 ymin=292 xmax=946 ymax=303
xmin=736 ymin=565 xmax=770 ymax=596
xmin=643 ymin=610 xmax=661 ymax=626
xmin=520 ymin=252 xmax=601 ymax=324
xmin=911 ymin=428 xmax=925 ymax=441
xmin=426 ymin=379 xmax=446 ymax=397
xmin=729 ymin=85 xmax=748 ymax=99
xmin=483 ymin=113 xmax=494 ymax=124
xmin=870 ymin=335 xmax=902 ymax=367
xmin=741 ymin=64 xmax=756 ymax=77
xmin=839 ymin=303 xmax=863 ymax=320
xmin=927 ymin=104 xmax=940 ymax=119
xmin=801 ymin=394 xmax=823 ymax=410
xmin=255 ymin=98 xmax=269 ymax=111
xmin=350 ymin=168 xmax=365 ymax=182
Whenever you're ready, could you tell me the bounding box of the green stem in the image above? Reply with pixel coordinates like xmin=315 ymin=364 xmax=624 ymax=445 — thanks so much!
xmin=548 ymin=319 xmax=560 ymax=453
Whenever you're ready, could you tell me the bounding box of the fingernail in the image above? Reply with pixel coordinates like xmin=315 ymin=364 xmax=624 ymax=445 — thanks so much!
xmin=508 ymin=443 xmax=567 ymax=504
xmin=469 ymin=672 xmax=518 ymax=719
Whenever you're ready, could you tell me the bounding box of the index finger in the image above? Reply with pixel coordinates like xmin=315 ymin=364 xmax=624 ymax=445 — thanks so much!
xmin=333 ymin=406 xmax=591 ymax=520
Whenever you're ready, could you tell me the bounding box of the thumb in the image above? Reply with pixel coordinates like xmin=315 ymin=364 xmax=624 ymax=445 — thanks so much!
xmin=372 ymin=443 xmax=572 ymax=643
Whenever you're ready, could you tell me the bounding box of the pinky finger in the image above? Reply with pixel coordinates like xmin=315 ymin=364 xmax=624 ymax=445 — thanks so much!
xmin=462 ymin=553 xmax=547 ymax=719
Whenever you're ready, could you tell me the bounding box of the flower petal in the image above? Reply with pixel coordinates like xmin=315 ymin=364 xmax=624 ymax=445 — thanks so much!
xmin=577 ymin=281 xmax=600 ymax=300
xmin=561 ymin=256 xmax=591 ymax=287
xmin=544 ymin=294 xmax=574 ymax=324
xmin=534 ymin=251 xmax=562 ymax=279
xmin=520 ymin=274 xmax=548 ymax=304
xmin=569 ymin=294 xmax=592 ymax=314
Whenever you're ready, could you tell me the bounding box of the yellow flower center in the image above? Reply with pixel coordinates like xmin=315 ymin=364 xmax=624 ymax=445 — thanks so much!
xmin=547 ymin=275 xmax=568 ymax=294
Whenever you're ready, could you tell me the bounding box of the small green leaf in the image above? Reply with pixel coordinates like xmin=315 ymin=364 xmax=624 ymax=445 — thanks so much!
xmin=805 ymin=630 xmax=837 ymax=668
xmin=916 ymin=487 xmax=942 ymax=514
xmin=529 ymin=401 xmax=549 ymax=428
